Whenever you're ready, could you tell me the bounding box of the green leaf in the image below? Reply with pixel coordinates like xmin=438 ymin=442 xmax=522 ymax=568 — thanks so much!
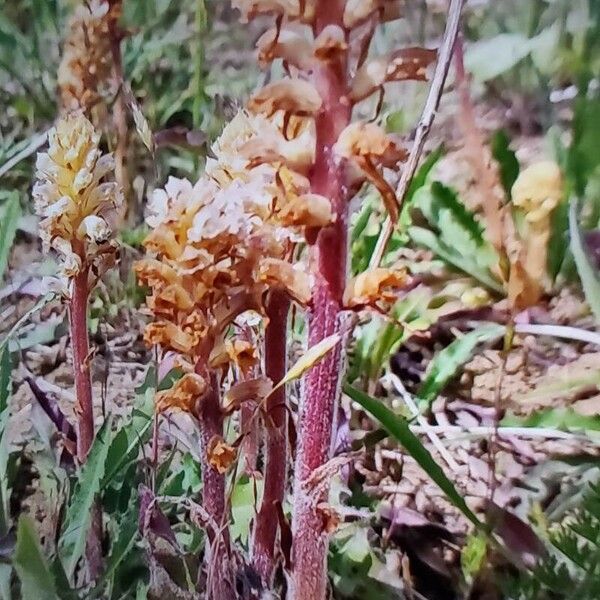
xmin=103 ymin=499 xmax=139 ymax=583
xmin=465 ymin=33 xmax=531 ymax=82
xmin=14 ymin=515 xmax=59 ymax=600
xmin=418 ymin=324 xmax=505 ymax=406
xmin=343 ymin=383 xmax=481 ymax=528
xmin=59 ymin=419 xmax=113 ymax=578
xmin=568 ymin=98 xmax=600 ymax=197
xmin=569 ymin=199 xmax=600 ymax=323
xmin=408 ymin=226 xmax=504 ymax=293
xmin=502 ymin=408 xmax=600 ymax=432
xmin=491 ymin=130 xmax=519 ymax=198
xmin=0 ymin=192 xmax=21 ymax=281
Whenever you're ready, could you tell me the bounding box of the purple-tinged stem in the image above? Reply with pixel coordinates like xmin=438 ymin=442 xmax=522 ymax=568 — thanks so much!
xmin=290 ymin=2 xmax=351 ymax=597
xmin=252 ymin=290 xmax=289 ymax=583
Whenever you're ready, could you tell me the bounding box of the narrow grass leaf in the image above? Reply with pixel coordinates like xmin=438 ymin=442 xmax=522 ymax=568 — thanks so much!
xmin=60 ymin=419 xmax=112 ymax=578
xmin=343 ymin=383 xmax=481 ymax=528
xmin=569 ymin=199 xmax=600 ymax=323
xmin=0 ymin=192 xmax=21 ymax=281
xmin=14 ymin=515 xmax=58 ymax=600
xmin=0 ymin=349 xmax=11 ymax=534
xmin=418 ymin=324 xmax=505 ymax=406
xmin=273 ymin=333 xmax=341 ymax=391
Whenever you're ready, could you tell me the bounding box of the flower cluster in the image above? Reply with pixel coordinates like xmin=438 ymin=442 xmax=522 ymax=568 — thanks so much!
xmin=136 ymin=108 xmax=332 ymax=406
xmin=58 ymin=0 xmax=120 ymax=114
xmin=33 ymin=112 xmax=123 ymax=282
xmin=506 ymin=161 xmax=563 ymax=309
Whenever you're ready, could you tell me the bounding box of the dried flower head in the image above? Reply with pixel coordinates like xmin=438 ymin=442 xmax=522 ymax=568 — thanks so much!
xmin=343 ymin=267 xmax=408 ymax=308
xmin=58 ymin=0 xmax=120 ymax=113
xmin=136 ymin=104 xmax=329 ymax=382
xmin=33 ymin=112 xmax=123 ymax=280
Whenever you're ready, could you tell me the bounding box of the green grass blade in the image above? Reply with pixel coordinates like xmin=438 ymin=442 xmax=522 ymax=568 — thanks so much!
xmin=0 ymin=192 xmax=21 ymax=281
xmin=14 ymin=515 xmax=59 ymax=600
xmin=569 ymin=198 xmax=600 ymax=323
xmin=343 ymin=383 xmax=481 ymax=528
xmin=418 ymin=324 xmax=506 ymax=406
xmin=59 ymin=419 xmax=113 ymax=578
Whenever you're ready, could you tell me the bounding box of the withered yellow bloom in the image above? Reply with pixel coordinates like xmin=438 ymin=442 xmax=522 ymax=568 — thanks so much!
xmin=33 ymin=113 xmax=123 ymax=279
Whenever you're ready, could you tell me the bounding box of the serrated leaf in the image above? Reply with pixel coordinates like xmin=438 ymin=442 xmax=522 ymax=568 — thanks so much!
xmin=418 ymin=324 xmax=506 ymax=406
xmin=273 ymin=333 xmax=341 ymax=392
xmin=14 ymin=515 xmax=58 ymax=600
xmin=570 ymin=199 xmax=600 ymax=323
xmin=59 ymin=419 xmax=113 ymax=578
xmin=0 ymin=192 xmax=21 ymax=281
xmin=408 ymin=226 xmax=504 ymax=293
xmin=343 ymin=383 xmax=481 ymax=528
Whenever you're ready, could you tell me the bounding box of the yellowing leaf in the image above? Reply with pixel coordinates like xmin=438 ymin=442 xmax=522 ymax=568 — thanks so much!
xmin=272 ymin=333 xmax=341 ymax=392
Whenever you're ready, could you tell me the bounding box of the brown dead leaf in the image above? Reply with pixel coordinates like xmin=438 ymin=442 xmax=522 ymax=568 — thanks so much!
xmin=222 ymin=377 xmax=273 ymax=414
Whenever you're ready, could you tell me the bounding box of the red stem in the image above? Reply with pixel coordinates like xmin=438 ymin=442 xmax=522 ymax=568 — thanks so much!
xmin=252 ymin=290 xmax=289 ymax=583
xmin=70 ymin=266 xmax=104 ymax=580
xmin=291 ymin=3 xmax=351 ymax=597
xmin=196 ymin=373 xmax=234 ymax=600
xmin=70 ymin=267 xmax=94 ymax=462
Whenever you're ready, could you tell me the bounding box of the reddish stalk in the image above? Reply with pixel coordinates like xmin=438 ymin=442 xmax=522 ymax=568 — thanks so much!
xmin=70 ymin=264 xmax=104 ymax=579
xmin=69 ymin=266 xmax=94 ymax=462
xmin=252 ymin=290 xmax=290 ymax=583
xmin=291 ymin=2 xmax=351 ymax=597
xmin=196 ymin=372 xmax=234 ymax=600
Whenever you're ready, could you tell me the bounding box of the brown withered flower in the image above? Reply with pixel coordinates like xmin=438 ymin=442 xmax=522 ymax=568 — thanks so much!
xmin=58 ymin=0 xmax=121 ymax=114
xmin=136 ymin=101 xmax=334 ymax=411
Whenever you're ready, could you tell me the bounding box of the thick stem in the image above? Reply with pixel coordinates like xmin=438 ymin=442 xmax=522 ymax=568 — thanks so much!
xmin=291 ymin=3 xmax=351 ymax=598
xmin=69 ymin=266 xmax=103 ymax=580
xmin=70 ymin=267 xmax=94 ymax=462
xmin=252 ymin=291 xmax=289 ymax=583
xmin=197 ymin=374 xmax=234 ymax=600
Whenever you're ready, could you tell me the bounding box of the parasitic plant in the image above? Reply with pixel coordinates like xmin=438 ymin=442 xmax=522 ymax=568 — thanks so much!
xmin=58 ymin=0 xmax=120 ymax=115
xmin=233 ymin=0 xmax=436 ymax=597
xmin=34 ymin=113 xmax=122 ymax=463
xmin=136 ymin=107 xmax=332 ymax=597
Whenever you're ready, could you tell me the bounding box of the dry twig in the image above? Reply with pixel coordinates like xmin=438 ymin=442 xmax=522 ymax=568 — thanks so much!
xmin=369 ymin=0 xmax=465 ymax=268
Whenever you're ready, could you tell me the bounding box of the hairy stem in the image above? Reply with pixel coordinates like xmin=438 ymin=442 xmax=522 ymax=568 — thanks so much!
xmin=70 ymin=267 xmax=94 ymax=462
xmin=252 ymin=290 xmax=289 ymax=583
xmin=70 ymin=266 xmax=103 ymax=580
xmin=196 ymin=374 xmax=234 ymax=600
xmin=291 ymin=2 xmax=351 ymax=597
